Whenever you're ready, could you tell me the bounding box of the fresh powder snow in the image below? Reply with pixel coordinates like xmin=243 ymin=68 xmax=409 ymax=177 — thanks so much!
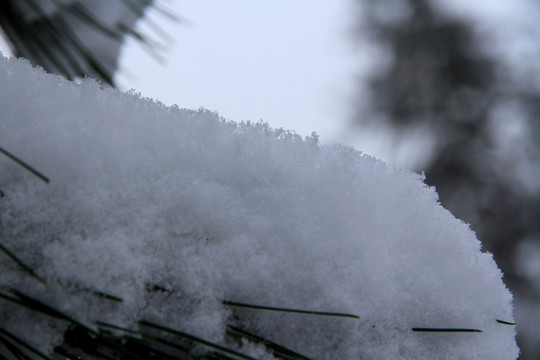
xmin=0 ymin=55 xmax=518 ymax=359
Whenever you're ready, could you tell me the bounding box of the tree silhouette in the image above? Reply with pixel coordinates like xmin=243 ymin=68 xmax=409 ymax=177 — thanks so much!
xmin=353 ymin=0 xmax=540 ymax=358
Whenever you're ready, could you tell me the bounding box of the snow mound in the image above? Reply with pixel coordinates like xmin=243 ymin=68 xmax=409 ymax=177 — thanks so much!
xmin=0 ymin=56 xmax=518 ymax=359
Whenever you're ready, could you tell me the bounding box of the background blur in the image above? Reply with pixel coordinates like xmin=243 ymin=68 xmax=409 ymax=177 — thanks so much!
xmin=1 ymin=0 xmax=539 ymax=358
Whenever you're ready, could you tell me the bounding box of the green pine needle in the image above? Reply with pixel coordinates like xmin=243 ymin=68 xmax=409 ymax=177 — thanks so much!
xmin=223 ymin=300 xmax=360 ymax=320
xmin=0 ymin=327 xmax=52 ymax=360
xmin=0 ymin=242 xmax=46 ymax=285
xmin=412 ymin=328 xmax=482 ymax=333
xmin=139 ymin=320 xmax=258 ymax=360
xmin=0 ymin=333 xmax=31 ymax=360
xmin=0 ymin=147 xmax=49 ymax=184
xmin=226 ymin=325 xmax=312 ymax=360
xmin=91 ymin=290 xmax=123 ymax=303
xmin=496 ymin=319 xmax=517 ymax=326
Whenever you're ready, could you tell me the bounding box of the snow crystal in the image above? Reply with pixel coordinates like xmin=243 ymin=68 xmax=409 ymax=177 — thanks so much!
xmin=0 ymin=56 xmax=518 ymax=359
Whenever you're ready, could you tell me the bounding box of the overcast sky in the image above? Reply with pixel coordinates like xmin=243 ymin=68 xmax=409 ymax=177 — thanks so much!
xmin=115 ymin=0 xmax=359 ymax=143
xmin=0 ymin=1 xmax=377 ymax=156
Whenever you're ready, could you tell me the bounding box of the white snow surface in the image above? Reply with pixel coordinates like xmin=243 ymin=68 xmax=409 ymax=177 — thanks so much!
xmin=0 ymin=56 xmax=518 ymax=359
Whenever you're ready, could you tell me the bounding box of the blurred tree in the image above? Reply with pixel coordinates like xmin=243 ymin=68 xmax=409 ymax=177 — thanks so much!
xmin=0 ymin=0 xmax=174 ymax=86
xmin=353 ymin=0 xmax=540 ymax=357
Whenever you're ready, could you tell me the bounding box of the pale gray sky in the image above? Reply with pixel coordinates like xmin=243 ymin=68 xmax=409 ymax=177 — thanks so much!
xmin=117 ymin=1 xmax=359 ymax=143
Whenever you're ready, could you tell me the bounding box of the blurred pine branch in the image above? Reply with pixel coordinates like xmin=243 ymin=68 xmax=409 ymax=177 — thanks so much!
xmin=0 ymin=0 xmax=175 ymax=87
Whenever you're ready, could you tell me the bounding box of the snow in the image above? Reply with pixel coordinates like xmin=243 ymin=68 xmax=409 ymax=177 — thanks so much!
xmin=0 ymin=56 xmax=518 ymax=359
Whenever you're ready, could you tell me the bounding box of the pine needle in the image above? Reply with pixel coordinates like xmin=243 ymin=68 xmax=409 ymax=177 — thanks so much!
xmin=226 ymin=325 xmax=311 ymax=360
xmin=0 ymin=291 xmax=144 ymax=360
xmin=0 ymin=333 xmax=31 ymax=360
xmin=412 ymin=328 xmax=482 ymax=333
xmin=0 ymin=146 xmax=49 ymax=183
xmin=91 ymin=290 xmax=123 ymax=303
xmin=223 ymin=301 xmax=360 ymax=319
xmin=139 ymin=320 xmax=258 ymax=360
xmin=0 ymin=327 xmax=52 ymax=360
xmin=496 ymin=319 xmax=517 ymax=326
xmin=0 ymin=243 xmax=46 ymax=284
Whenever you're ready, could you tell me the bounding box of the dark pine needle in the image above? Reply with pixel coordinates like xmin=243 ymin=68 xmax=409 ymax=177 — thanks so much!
xmin=412 ymin=328 xmax=482 ymax=333
xmin=0 ymin=146 xmax=49 ymax=183
xmin=223 ymin=300 xmax=360 ymax=319
xmin=496 ymin=319 xmax=517 ymax=326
